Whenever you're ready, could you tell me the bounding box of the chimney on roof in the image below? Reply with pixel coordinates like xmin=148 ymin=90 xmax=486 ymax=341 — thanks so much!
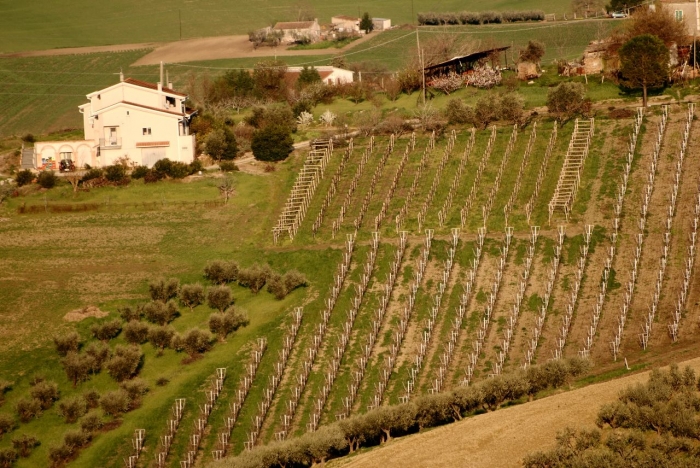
xmin=166 ymin=70 xmax=173 ymax=89
xmin=119 ymin=69 xmax=124 ymax=82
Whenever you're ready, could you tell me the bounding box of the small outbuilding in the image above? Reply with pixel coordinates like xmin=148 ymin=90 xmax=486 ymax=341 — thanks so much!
xmin=272 ymin=19 xmax=321 ymax=44
xmin=331 ymin=15 xmax=361 ymax=33
xmin=285 ymin=66 xmax=354 ymax=86
xmin=372 ymin=18 xmax=392 ymax=31
xmin=423 ymin=47 xmax=511 ymax=79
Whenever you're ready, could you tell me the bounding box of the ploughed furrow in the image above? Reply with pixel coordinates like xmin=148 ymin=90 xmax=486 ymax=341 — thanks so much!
xmin=462 ymin=229 xmax=514 ymax=385
xmin=623 ymin=107 xmax=692 ymax=352
xmin=306 ymin=234 xmax=381 ymax=431
xmin=569 ymin=109 xmax=645 ymax=359
xmin=491 ymin=227 xmax=540 ymax=373
xmin=582 ymin=109 xmax=667 ymax=361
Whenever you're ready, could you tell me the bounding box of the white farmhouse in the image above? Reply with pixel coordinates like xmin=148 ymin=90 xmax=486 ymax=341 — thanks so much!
xmin=272 ymin=19 xmax=321 ymax=44
xmin=33 ymin=75 xmax=196 ymax=170
xmin=331 ymin=15 xmax=361 ymax=33
xmin=285 ymin=66 xmax=354 ymax=85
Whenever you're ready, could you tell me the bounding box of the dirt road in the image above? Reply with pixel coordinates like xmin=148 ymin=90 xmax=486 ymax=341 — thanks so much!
xmin=0 ymin=33 xmax=377 ymax=65
xmin=329 ymin=357 xmax=700 ymax=468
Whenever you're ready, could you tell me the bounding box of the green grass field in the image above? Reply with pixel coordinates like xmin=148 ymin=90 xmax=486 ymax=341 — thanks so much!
xmin=1 ymin=0 xmax=574 ymax=53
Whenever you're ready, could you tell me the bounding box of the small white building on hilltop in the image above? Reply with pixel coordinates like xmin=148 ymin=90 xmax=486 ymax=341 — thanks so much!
xmin=331 ymin=15 xmax=361 ymax=33
xmin=285 ymin=66 xmax=354 ymax=85
xmin=33 ymin=76 xmax=196 ymax=170
xmin=372 ymin=18 xmax=391 ymax=31
xmin=272 ymin=19 xmax=321 ymax=44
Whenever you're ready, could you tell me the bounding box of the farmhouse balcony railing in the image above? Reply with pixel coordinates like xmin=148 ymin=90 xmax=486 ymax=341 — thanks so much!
xmin=99 ymin=138 xmax=122 ymax=149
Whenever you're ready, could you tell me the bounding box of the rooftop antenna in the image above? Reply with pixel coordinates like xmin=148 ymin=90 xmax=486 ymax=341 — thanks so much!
xmin=159 ymin=61 xmax=164 ymax=86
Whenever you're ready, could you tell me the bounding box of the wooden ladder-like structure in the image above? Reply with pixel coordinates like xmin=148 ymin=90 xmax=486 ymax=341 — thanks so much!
xmin=548 ymin=118 xmax=594 ymax=223
xmin=273 ymin=139 xmax=333 ymax=243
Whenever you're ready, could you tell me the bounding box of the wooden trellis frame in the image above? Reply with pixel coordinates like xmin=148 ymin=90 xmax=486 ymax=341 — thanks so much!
xmin=548 ymin=118 xmax=594 ymax=223
xmin=273 ymin=139 xmax=333 ymax=243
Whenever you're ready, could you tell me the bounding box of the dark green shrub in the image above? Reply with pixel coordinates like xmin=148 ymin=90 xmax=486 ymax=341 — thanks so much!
xmin=120 ymin=378 xmax=148 ymax=409
xmin=156 ymin=378 xmax=169 ymax=387
xmin=118 ymin=306 xmax=141 ymax=322
xmin=15 ymin=398 xmax=41 ymax=423
xmin=15 ymin=169 xmax=33 ymax=187
xmin=168 ymin=161 xmax=190 ymax=179
xmin=143 ymin=300 xmax=179 ymax=325
xmin=84 ymin=341 xmax=111 ymax=370
xmin=204 ymin=261 xmax=239 ymax=284
xmin=48 ymin=444 xmax=73 ymax=467
xmin=172 ymin=328 xmax=214 ymax=358
xmin=219 ymin=161 xmax=239 ymax=172
xmin=445 ymin=98 xmax=474 ymax=125
xmin=149 ymin=278 xmax=180 ymax=302
xmin=80 ymin=413 xmax=103 ymax=433
xmin=61 ymin=352 xmax=95 ymax=387
xmin=208 ymin=308 xmax=248 ymax=340
xmin=57 ymin=396 xmax=87 ymax=423
xmin=188 ymin=159 xmax=203 ymax=174
xmin=80 ymin=168 xmax=103 ymax=182
xmin=30 ymin=381 xmax=59 ymax=410
xmin=104 ymin=164 xmax=127 ymax=182
xmin=0 ymin=448 xmax=17 ymax=467
xmin=179 ymin=283 xmax=205 ymax=311
xmin=148 ymin=325 xmax=175 ymax=354
xmin=123 ymin=320 xmax=149 ymax=344
xmin=37 ymin=170 xmax=58 ymax=189
xmin=238 ymin=264 xmax=273 ymax=294
xmin=0 ymin=413 xmax=16 ymax=437
xmin=63 ymin=430 xmax=91 ymax=450
xmin=90 ymin=319 xmax=122 ymax=341
xmin=21 ymin=133 xmax=35 ymax=143
xmin=99 ymin=390 xmax=130 ymax=417
xmin=251 ymin=126 xmax=294 ymax=162
xmin=0 ymin=380 xmax=13 ymax=404
xmin=143 ymin=169 xmax=164 ymax=183
xmin=206 ymin=286 xmax=233 ymax=312
xmin=105 ymin=345 xmax=142 ymax=382
xmin=82 ymin=390 xmax=100 ymax=410
xmin=130 ymin=165 xmax=149 ymax=179
xmin=11 ymin=434 xmax=39 ymax=457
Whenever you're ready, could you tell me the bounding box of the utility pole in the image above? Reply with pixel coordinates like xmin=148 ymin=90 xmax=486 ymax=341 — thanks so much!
xmin=695 ymin=0 xmax=699 ymax=71
xmin=416 ymin=30 xmax=425 ymax=105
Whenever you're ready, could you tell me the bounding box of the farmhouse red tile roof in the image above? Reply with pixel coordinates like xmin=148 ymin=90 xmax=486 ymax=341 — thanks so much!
xmin=273 ymin=21 xmax=316 ymax=30
xmin=123 ymin=78 xmax=186 ymax=97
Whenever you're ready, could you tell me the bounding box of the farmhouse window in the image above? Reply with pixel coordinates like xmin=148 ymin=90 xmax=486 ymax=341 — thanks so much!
xmin=675 ymin=10 xmax=683 ymax=22
xmin=166 ymin=96 xmax=176 ymax=107
xmin=143 ymin=127 xmax=152 ymax=135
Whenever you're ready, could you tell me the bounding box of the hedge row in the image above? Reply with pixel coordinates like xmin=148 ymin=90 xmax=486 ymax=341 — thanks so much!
xmin=216 ymin=358 xmax=589 ymax=468
xmin=417 ymin=10 xmax=545 ymax=25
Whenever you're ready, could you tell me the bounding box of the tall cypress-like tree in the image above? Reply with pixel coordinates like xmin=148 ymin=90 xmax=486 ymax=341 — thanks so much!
xmin=360 ymin=12 xmax=374 ymax=34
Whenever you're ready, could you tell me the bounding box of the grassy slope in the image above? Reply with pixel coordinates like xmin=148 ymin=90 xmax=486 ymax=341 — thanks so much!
xmin=0 ymin=154 xmax=339 ymax=467
xmin=1 ymin=0 xmax=572 ymax=53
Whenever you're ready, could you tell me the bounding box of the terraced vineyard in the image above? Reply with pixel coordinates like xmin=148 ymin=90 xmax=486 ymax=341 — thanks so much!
xmin=109 ymin=105 xmax=700 ymax=467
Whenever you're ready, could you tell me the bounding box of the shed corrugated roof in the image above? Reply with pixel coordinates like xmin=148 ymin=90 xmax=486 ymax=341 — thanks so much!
xmin=423 ymin=47 xmax=511 ymax=71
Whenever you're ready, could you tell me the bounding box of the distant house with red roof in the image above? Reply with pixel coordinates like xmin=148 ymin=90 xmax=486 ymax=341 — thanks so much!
xmin=31 ymin=75 xmax=197 ymax=170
